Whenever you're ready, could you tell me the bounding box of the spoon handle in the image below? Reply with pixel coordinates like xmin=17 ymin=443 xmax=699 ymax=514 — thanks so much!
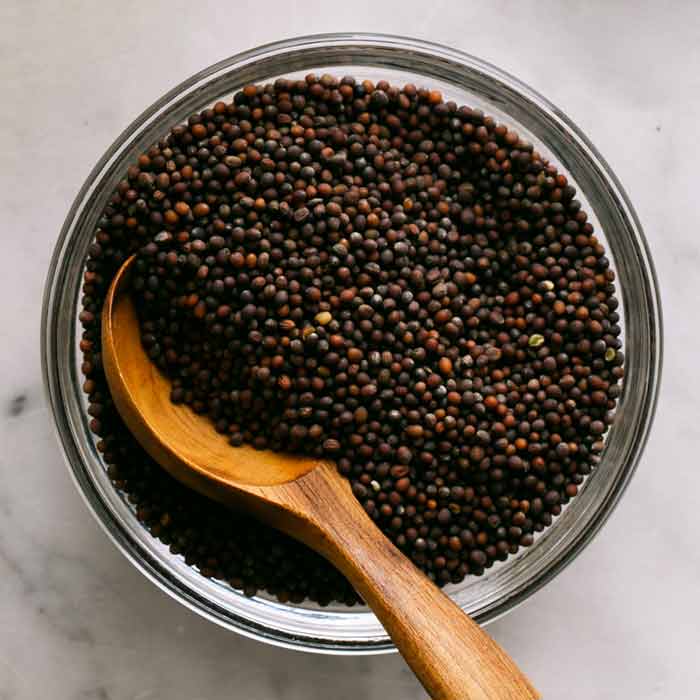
xmin=277 ymin=463 xmax=539 ymax=700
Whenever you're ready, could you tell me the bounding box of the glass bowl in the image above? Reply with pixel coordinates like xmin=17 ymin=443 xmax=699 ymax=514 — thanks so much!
xmin=41 ymin=33 xmax=662 ymax=654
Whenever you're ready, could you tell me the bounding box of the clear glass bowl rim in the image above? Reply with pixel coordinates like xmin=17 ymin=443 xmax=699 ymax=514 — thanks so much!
xmin=41 ymin=32 xmax=663 ymax=655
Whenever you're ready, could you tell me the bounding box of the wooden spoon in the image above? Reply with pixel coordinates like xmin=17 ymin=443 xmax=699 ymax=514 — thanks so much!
xmin=102 ymin=255 xmax=539 ymax=700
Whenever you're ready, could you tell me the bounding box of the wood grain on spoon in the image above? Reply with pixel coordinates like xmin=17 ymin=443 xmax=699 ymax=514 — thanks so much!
xmin=102 ymin=255 xmax=539 ymax=700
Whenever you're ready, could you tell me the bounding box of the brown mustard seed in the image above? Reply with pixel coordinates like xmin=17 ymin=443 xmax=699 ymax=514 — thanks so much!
xmin=79 ymin=74 xmax=623 ymax=604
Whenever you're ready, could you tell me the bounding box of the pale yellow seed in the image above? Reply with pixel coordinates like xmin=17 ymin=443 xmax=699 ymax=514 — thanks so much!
xmin=315 ymin=311 xmax=332 ymax=325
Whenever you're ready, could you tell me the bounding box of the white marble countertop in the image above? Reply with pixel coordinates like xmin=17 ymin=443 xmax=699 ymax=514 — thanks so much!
xmin=1 ymin=2 xmax=698 ymax=698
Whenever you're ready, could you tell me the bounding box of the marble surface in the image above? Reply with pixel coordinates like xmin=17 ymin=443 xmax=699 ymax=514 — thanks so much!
xmin=1 ymin=1 xmax=698 ymax=698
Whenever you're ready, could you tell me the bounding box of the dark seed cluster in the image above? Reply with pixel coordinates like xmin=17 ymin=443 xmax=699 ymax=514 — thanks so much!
xmin=79 ymin=75 xmax=623 ymax=602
